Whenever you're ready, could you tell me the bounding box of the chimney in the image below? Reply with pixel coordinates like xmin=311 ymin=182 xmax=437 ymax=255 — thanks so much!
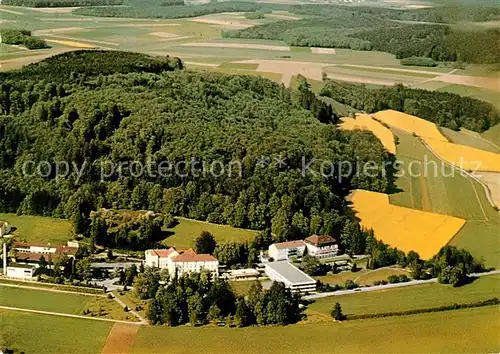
xmin=3 ymin=242 xmax=7 ymax=275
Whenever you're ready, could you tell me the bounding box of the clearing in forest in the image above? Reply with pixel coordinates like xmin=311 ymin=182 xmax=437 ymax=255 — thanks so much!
xmin=373 ymin=110 xmax=447 ymax=142
xmin=349 ymin=190 xmax=466 ymax=259
xmin=339 ymin=114 xmax=396 ymax=154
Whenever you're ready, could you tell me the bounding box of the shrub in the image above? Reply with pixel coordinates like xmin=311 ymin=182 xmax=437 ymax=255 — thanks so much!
xmin=387 ymin=275 xmax=400 ymax=283
xmin=401 ymin=56 xmax=437 ymax=67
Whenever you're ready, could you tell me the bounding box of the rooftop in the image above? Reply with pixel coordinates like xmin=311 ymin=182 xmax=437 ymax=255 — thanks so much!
xmin=265 ymin=261 xmax=316 ymax=285
xmin=304 ymin=234 xmax=337 ymax=247
xmin=7 ymin=263 xmax=36 ymax=269
xmin=148 ymin=247 xmax=217 ymax=263
xmin=272 ymin=240 xmax=306 ymax=249
xmin=12 ymin=242 xmax=78 ymax=256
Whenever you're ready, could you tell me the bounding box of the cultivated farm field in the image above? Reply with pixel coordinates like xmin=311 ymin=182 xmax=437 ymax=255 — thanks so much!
xmin=0 ymin=286 xmax=134 ymax=321
xmin=0 ymin=213 xmax=73 ymax=244
xmin=373 ymin=110 xmax=447 ymax=141
xmin=132 ymin=306 xmax=500 ymax=354
xmin=340 ymin=114 xmax=396 ymax=154
xmin=1 ymin=311 xmax=113 ymax=354
xmin=307 ymin=274 xmax=500 ymax=319
xmin=163 ymin=217 xmax=258 ymax=249
xmin=350 ymin=190 xmax=466 ymax=259
xmin=389 ymin=131 xmax=500 ymax=267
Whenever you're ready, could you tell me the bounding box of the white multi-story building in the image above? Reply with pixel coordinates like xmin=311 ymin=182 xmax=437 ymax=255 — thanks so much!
xmin=145 ymin=248 xmax=219 ymax=277
xmin=304 ymin=234 xmax=339 ymax=259
xmin=264 ymin=261 xmax=316 ymax=294
xmin=11 ymin=241 xmax=78 ymax=265
xmin=6 ymin=263 xmax=36 ymax=280
xmin=268 ymin=240 xmax=307 ymax=261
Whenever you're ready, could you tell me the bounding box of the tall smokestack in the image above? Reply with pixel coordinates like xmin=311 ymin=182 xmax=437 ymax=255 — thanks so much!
xmin=3 ymin=242 xmax=7 ymax=275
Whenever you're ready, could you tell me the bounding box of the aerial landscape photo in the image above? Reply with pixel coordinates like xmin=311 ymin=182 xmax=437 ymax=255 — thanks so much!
xmin=0 ymin=0 xmax=499 ymax=352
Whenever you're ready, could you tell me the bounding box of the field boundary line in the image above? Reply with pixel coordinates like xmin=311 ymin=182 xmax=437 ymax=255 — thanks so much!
xmin=0 ymin=306 xmax=143 ymax=325
xmin=420 ymin=139 xmax=496 ymax=216
xmin=0 ymin=282 xmax=107 ymax=297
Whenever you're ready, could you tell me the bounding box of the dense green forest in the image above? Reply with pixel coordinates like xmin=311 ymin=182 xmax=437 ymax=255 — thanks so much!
xmin=225 ymin=18 xmax=500 ymax=64
xmin=0 ymin=51 xmax=392 ymax=251
xmin=2 ymin=0 xmax=122 ymax=6
xmin=141 ymin=270 xmax=301 ymax=326
xmin=0 ymin=29 xmax=50 ymax=50
xmin=319 ymin=81 xmax=500 ymax=132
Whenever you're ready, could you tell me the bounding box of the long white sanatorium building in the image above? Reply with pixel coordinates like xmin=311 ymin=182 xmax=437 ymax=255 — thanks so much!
xmin=264 ymin=261 xmax=316 ymax=293
xmin=145 ymin=248 xmax=219 ymax=277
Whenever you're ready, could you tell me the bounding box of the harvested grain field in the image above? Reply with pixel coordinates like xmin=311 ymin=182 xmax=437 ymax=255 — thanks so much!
xmin=180 ymin=42 xmax=290 ymax=51
xmin=433 ymin=74 xmax=500 ymax=92
xmin=350 ymin=190 xmax=466 ymax=259
xmin=234 ymin=59 xmax=330 ymax=81
xmin=33 ymin=27 xmax=86 ymax=36
xmin=373 ymin=110 xmax=448 ymax=142
xmin=190 ymin=17 xmax=251 ymax=29
xmin=30 ymin=7 xmax=78 ymax=13
xmin=311 ymin=47 xmax=336 ymax=54
xmin=475 ymin=172 xmax=500 ymax=209
xmin=423 ymin=138 xmax=500 ymax=172
xmin=101 ymin=323 xmax=139 ymax=354
xmin=45 ymin=39 xmax=96 ymax=48
xmin=340 ymin=114 xmax=396 ymax=154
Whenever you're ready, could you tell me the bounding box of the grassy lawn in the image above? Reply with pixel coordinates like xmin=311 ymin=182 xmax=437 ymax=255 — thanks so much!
xmin=389 ymin=131 xmax=499 ymax=268
xmin=0 ymin=286 xmax=134 ymax=321
xmin=113 ymin=290 xmax=149 ymax=320
xmin=0 ymin=213 xmax=73 ymax=244
xmin=1 ymin=310 xmax=112 ymax=354
xmin=0 ymin=278 xmax=104 ymax=294
xmin=307 ymin=274 xmax=499 ymax=319
xmin=132 ymin=306 xmax=500 ymax=353
xmin=229 ymin=280 xmax=264 ymax=296
xmin=436 ymin=84 xmax=500 ymax=110
xmin=314 ymin=267 xmax=409 ymax=287
xmin=163 ymin=217 xmax=258 ymax=249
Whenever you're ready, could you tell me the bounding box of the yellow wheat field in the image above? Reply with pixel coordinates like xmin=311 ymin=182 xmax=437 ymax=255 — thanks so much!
xmin=423 ymin=138 xmax=500 ymax=172
xmin=340 ymin=114 xmax=396 ymax=154
xmin=350 ymin=190 xmax=466 ymax=259
xmin=45 ymin=39 xmax=96 ymax=48
xmin=373 ymin=110 xmax=447 ymax=142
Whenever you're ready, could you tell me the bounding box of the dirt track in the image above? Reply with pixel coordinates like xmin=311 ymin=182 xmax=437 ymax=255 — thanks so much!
xmin=101 ymin=323 xmax=140 ymax=354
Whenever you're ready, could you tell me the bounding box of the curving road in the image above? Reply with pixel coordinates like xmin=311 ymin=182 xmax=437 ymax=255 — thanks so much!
xmin=304 ymin=270 xmax=500 ymax=300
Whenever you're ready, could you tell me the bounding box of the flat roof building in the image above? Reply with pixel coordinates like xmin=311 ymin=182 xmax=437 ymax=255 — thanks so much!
xmin=264 ymin=261 xmax=316 ymax=294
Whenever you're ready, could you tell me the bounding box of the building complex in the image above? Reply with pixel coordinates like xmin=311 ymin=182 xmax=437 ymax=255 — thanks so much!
xmin=145 ymin=247 xmax=219 ymax=277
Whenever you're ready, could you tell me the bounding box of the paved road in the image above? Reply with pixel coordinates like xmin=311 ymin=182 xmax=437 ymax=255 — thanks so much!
xmin=304 ymin=270 xmax=500 ymax=300
xmin=0 ymin=306 xmax=143 ymax=325
xmin=112 ymin=295 xmax=148 ymax=324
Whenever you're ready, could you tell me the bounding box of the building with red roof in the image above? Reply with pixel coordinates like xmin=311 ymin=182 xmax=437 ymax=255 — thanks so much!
xmin=145 ymin=247 xmax=219 ymax=277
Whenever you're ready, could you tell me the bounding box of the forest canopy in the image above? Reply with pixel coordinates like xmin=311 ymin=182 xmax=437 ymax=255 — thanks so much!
xmin=0 ymin=51 xmax=392 ymax=248
xmin=319 ymin=81 xmax=500 ymax=132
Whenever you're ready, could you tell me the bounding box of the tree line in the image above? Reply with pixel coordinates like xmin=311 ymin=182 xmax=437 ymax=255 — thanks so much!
xmin=319 ymin=81 xmax=499 ymax=132
xmin=137 ymin=269 xmax=301 ymax=327
xmin=2 ymin=0 xmax=123 ymax=6
xmin=0 ymin=51 xmax=393 ymax=256
xmin=0 ymin=29 xmax=50 ymax=50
